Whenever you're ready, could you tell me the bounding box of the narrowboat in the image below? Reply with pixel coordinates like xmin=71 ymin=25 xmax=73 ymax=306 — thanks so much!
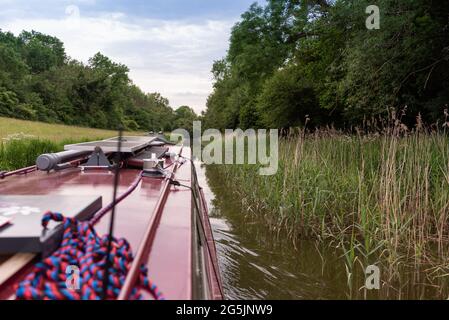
xmin=0 ymin=134 xmax=223 ymax=300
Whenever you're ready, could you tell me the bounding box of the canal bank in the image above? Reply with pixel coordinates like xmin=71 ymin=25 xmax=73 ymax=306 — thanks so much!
xmin=197 ymin=163 xmax=449 ymax=300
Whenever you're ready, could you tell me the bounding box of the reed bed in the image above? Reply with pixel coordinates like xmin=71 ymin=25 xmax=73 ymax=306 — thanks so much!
xmin=213 ymin=123 xmax=449 ymax=298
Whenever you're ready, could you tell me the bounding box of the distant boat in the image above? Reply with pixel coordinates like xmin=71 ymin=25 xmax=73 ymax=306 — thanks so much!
xmin=0 ymin=135 xmax=223 ymax=300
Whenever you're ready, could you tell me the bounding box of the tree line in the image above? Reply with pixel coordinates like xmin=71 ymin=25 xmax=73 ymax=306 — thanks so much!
xmin=202 ymin=0 xmax=449 ymax=130
xmin=0 ymin=30 xmax=198 ymax=132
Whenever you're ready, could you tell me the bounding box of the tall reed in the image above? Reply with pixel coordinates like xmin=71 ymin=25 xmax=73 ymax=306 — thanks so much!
xmin=213 ymin=122 xmax=449 ymax=297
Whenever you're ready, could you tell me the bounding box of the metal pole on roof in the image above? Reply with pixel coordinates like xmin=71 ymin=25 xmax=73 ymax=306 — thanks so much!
xmin=101 ymin=128 xmax=123 ymax=300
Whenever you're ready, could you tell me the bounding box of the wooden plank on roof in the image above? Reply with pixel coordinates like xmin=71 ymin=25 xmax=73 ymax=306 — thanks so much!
xmin=0 ymin=253 xmax=35 ymax=286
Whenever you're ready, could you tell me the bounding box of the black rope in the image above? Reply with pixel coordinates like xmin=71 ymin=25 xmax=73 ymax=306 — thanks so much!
xmin=102 ymin=128 xmax=123 ymax=299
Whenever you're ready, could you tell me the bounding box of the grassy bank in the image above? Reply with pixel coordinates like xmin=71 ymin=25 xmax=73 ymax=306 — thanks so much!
xmin=0 ymin=117 xmax=139 ymax=141
xmin=213 ymin=126 xmax=449 ymax=295
xmin=0 ymin=117 xmax=142 ymax=170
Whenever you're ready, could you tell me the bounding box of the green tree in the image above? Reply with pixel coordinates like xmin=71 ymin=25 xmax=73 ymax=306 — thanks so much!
xmin=204 ymin=0 xmax=449 ymax=129
xmin=0 ymin=30 xmax=177 ymax=131
xmin=19 ymin=30 xmax=66 ymax=73
xmin=174 ymin=106 xmax=198 ymax=133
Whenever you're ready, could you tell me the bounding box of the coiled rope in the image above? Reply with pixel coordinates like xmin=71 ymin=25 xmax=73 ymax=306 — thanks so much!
xmin=16 ymin=212 xmax=164 ymax=300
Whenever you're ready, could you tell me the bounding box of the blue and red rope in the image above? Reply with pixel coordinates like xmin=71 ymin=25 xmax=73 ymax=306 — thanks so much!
xmin=15 ymin=211 xmax=164 ymax=300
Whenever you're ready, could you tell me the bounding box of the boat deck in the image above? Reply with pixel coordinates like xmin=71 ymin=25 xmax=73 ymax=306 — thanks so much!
xmin=0 ymin=146 xmax=221 ymax=300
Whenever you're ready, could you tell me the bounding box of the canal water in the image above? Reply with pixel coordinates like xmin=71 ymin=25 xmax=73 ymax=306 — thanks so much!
xmin=196 ymin=163 xmax=448 ymax=300
xmin=197 ymin=163 xmax=353 ymax=300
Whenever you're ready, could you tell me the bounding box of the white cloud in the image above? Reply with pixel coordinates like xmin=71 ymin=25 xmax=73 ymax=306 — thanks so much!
xmin=1 ymin=9 xmax=234 ymax=113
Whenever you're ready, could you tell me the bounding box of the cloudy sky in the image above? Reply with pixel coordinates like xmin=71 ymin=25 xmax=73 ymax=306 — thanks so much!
xmin=0 ymin=0 xmax=260 ymax=113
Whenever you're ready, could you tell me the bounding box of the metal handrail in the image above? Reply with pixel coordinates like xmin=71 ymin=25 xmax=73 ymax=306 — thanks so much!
xmin=0 ymin=154 xmax=90 ymax=180
xmin=0 ymin=165 xmax=36 ymax=179
xmin=180 ymin=156 xmax=224 ymax=299
xmin=117 ymin=148 xmax=183 ymax=300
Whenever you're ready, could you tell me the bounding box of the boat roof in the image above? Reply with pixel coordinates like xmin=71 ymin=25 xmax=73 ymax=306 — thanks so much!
xmin=0 ymin=145 xmax=198 ymax=300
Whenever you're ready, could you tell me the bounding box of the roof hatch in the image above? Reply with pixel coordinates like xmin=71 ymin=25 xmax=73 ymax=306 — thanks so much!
xmin=0 ymin=195 xmax=102 ymax=257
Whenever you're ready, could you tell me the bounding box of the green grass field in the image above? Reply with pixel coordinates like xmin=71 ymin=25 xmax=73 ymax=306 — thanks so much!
xmin=0 ymin=117 xmax=139 ymax=141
